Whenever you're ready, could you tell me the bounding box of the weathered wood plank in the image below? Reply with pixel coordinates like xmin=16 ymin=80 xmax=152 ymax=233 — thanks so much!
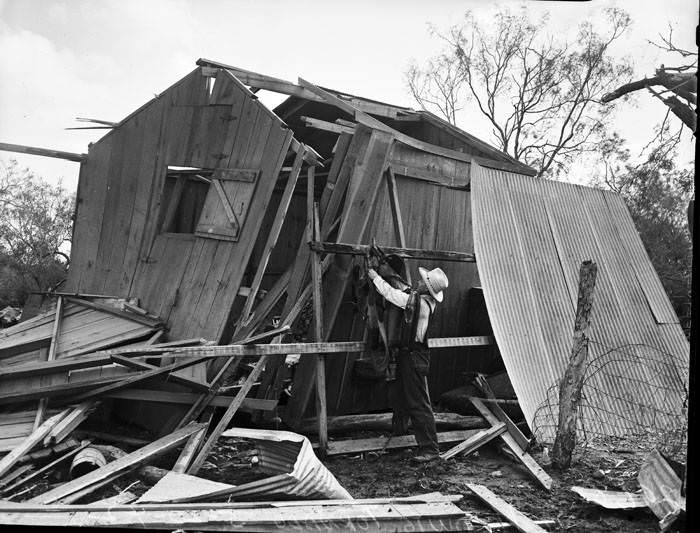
xmin=323 ymin=430 xmax=482 ymax=455
xmin=466 ymin=484 xmax=547 ymax=533
xmin=103 ymin=389 xmax=276 ymax=412
xmin=0 ymin=142 xmax=85 ymax=162
xmin=440 ymin=423 xmax=507 ymax=460
xmin=0 ymin=411 xmax=69 ymax=478
xmin=28 ymin=422 xmax=206 ymax=504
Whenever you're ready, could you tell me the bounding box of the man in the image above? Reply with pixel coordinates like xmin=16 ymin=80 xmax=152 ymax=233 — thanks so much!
xmin=367 ymin=262 xmax=449 ymax=462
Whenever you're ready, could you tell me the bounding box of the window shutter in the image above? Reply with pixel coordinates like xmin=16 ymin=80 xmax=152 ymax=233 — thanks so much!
xmin=195 ymin=168 xmax=260 ymax=242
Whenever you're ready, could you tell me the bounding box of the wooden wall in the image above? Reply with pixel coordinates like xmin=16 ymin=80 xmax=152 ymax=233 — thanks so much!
xmin=66 ymin=67 xmax=293 ymax=358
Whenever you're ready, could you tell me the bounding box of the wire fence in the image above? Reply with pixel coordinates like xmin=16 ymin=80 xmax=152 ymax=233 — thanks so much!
xmin=532 ymin=340 xmax=688 ymax=460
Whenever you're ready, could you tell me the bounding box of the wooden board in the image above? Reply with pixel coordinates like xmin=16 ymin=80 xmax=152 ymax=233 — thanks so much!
xmin=469 ymin=398 xmax=553 ymax=491
xmin=440 ymin=423 xmax=507 ymax=460
xmin=28 ymin=422 xmax=206 ymax=504
xmin=323 ymin=429 xmax=482 ymax=455
xmin=466 ymin=484 xmax=547 ymax=533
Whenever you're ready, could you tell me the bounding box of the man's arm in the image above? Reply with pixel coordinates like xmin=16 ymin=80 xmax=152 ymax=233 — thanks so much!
xmin=368 ymin=269 xmax=409 ymax=309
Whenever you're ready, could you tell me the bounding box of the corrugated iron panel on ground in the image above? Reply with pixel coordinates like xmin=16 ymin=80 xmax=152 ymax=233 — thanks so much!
xmin=471 ymin=163 xmax=689 ymax=441
xmin=221 ymin=428 xmax=352 ymax=500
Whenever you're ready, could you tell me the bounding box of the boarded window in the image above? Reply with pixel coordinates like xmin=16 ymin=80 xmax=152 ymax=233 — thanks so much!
xmin=194 ymin=168 xmax=260 ymax=242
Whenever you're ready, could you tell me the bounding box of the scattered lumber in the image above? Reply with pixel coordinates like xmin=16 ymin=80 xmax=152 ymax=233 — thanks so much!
xmin=43 ymin=401 xmax=98 ymax=446
xmin=0 ymin=410 xmax=70 ymax=478
xmin=469 ymin=397 xmax=552 ymax=491
xmin=28 ymin=422 xmax=206 ymax=504
xmin=440 ymin=423 xmax=507 ymax=460
xmin=0 ymin=440 xmax=92 ymax=497
xmin=466 ymin=484 xmax=547 ymax=533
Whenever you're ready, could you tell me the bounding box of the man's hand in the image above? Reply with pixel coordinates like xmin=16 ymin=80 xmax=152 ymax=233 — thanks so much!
xmin=367 ymin=268 xmax=379 ymax=281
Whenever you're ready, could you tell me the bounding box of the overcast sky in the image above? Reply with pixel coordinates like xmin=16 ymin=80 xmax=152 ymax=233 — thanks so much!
xmin=0 ymin=0 xmax=696 ymax=191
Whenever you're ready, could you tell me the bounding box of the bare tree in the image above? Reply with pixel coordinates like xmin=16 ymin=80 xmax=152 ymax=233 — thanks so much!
xmin=406 ymin=7 xmax=633 ymax=177
xmin=602 ymin=26 xmax=697 ymax=133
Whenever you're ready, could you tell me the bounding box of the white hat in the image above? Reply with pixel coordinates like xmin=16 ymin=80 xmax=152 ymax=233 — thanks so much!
xmin=418 ymin=267 xmax=449 ymax=302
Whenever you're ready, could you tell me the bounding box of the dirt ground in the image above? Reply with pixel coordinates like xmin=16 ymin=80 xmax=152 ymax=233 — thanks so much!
xmin=12 ymin=417 xmax=684 ymax=533
xmin=322 ymin=441 xmax=665 ymax=532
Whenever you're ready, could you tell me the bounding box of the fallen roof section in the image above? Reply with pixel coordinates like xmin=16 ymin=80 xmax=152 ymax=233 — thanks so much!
xmin=471 ymin=163 xmax=689 ymax=441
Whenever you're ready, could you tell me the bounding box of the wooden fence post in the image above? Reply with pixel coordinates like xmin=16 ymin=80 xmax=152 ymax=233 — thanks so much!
xmin=552 ymin=260 xmax=598 ymax=469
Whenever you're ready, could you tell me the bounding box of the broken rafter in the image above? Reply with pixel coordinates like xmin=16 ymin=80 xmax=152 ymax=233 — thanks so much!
xmin=0 ymin=142 xmax=86 ymax=162
xmin=195 ymin=58 xmax=414 ymax=119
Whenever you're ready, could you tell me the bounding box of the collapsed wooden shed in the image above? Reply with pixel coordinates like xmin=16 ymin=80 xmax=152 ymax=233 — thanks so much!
xmin=9 ymin=58 xmax=687 ymax=445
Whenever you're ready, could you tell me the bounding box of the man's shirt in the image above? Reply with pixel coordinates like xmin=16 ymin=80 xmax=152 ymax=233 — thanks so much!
xmin=371 ymin=274 xmax=436 ymax=343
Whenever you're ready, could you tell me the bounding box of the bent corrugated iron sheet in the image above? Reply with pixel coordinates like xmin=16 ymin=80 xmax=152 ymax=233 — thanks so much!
xmin=570 ymin=487 xmax=647 ymax=509
xmin=638 ymin=449 xmax=686 ymax=529
xmin=220 ymin=428 xmax=352 ymax=500
xmin=471 ymin=163 xmax=689 ymax=441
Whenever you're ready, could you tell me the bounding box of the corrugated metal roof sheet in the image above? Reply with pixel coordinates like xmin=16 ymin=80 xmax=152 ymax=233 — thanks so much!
xmin=471 ymin=163 xmax=689 ymax=441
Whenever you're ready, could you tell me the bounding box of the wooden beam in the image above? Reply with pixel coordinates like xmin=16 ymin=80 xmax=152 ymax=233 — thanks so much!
xmin=0 ymin=142 xmax=86 ymax=162
xmin=109 ymin=357 xmax=210 ymax=393
xmin=552 ymin=260 xmax=598 ymax=470
xmin=301 ymin=116 xmax=354 ymax=135
xmin=237 ymin=148 xmax=306 ymax=328
xmin=300 ymin=412 xmax=487 ymax=434
xmin=172 ymin=424 xmax=209 ymax=474
xmin=0 ymin=375 xmax=127 ymax=405
xmin=310 ymin=241 xmax=476 ymax=263
xmin=65 ymin=356 xmax=210 ymax=404
xmin=466 ymin=484 xmax=547 ymax=533
xmin=186 ymin=358 xmax=269 ymax=475
xmin=322 ymin=430 xmax=482 ymax=455
xmin=440 ymin=423 xmax=507 ymax=460
xmin=29 ymin=423 xmax=206 ymax=504
xmin=385 ymin=168 xmax=412 ymax=284
xmin=103 ymin=389 xmax=276 ymax=412
xmin=196 ymin=58 xmax=413 ymax=119
xmin=311 ymin=202 xmax=328 ymax=452
xmin=152 ymin=337 xmax=491 ymax=356
xmin=34 ymin=296 xmax=64 ymax=429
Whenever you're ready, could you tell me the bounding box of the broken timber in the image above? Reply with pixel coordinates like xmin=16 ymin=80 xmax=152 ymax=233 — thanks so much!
xmin=309 ymin=241 xmax=476 ymax=262
xmin=469 ymin=397 xmax=553 ymax=491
